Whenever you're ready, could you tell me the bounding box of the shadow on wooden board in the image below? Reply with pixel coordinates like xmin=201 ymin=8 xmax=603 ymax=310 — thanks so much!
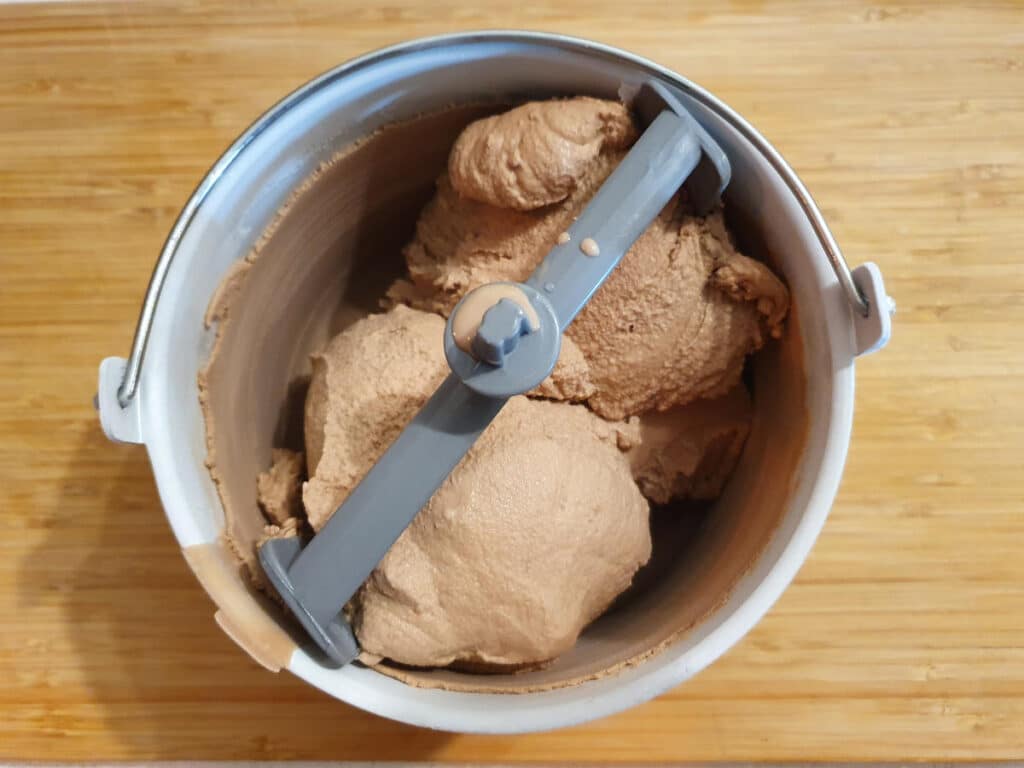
xmin=18 ymin=424 xmax=455 ymax=760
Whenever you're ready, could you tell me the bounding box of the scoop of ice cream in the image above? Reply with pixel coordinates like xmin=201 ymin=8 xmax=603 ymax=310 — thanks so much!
xmin=256 ymin=448 xmax=305 ymax=525
xmin=627 ymin=384 xmax=752 ymax=505
xmin=302 ymin=305 xmax=449 ymax=529
xmin=302 ymin=305 xmax=651 ymax=668
xmin=354 ymin=397 xmax=650 ymax=668
xmin=568 ymin=206 xmax=788 ymax=419
xmin=392 ymin=98 xmax=789 ymax=420
xmin=449 ymin=97 xmax=636 ymax=211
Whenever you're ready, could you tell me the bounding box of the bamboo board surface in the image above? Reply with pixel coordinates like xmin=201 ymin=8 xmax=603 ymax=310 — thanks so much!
xmin=1 ymin=0 xmax=1022 ymax=761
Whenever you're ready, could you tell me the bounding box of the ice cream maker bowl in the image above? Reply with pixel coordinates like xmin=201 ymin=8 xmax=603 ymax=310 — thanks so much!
xmin=96 ymin=32 xmax=891 ymax=733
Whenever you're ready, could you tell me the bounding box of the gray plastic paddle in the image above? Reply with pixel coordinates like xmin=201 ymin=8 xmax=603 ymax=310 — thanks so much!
xmin=258 ymin=82 xmax=731 ymax=666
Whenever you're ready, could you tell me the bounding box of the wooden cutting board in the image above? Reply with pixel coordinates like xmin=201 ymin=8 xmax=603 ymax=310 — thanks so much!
xmin=1 ymin=0 xmax=1021 ymax=761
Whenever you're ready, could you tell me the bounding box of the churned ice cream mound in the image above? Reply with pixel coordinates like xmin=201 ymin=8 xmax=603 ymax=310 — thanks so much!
xmin=449 ymin=96 xmax=637 ymax=210
xmin=354 ymin=397 xmax=650 ymax=668
xmin=391 ymin=96 xmax=789 ymax=420
xmin=569 ymin=206 xmax=787 ymax=419
xmin=301 ymin=304 xmax=651 ymax=668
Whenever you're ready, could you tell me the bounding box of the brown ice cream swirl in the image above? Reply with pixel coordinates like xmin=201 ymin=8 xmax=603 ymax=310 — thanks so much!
xmin=391 ymin=96 xmax=789 ymax=420
xmin=247 ymin=97 xmax=792 ymax=672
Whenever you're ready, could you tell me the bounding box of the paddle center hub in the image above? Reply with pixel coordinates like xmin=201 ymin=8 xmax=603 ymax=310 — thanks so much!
xmin=444 ymin=282 xmax=562 ymax=399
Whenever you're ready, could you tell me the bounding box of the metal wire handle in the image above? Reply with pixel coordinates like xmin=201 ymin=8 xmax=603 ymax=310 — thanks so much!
xmin=114 ymin=32 xmax=870 ymax=410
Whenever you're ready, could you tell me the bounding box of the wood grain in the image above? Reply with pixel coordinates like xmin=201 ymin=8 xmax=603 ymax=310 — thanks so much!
xmin=1 ymin=0 xmax=1022 ymax=761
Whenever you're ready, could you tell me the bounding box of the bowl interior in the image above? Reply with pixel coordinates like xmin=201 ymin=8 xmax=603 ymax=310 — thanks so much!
xmin=198 ymin=100 xmax=808 ymax=692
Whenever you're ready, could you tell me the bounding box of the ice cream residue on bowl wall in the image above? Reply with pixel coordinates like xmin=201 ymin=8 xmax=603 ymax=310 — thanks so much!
xmin=201 ymin=97 xmax=792 ymax=686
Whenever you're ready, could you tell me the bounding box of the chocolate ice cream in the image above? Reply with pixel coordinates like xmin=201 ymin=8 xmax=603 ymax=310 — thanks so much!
xmin=256 ymin=449 xmax=305 ymax=525
xmin=300 ymin=305 xmax=651 ymax=668
xmin=241 ymin=96 xmax=790 ymax=672
xmin=390 ymin=97 xmax=788 ymax=419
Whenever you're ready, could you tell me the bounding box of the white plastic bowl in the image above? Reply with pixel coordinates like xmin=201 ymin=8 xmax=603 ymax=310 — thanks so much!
xmin=97 ymin=32 xmax=891 ymax=733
